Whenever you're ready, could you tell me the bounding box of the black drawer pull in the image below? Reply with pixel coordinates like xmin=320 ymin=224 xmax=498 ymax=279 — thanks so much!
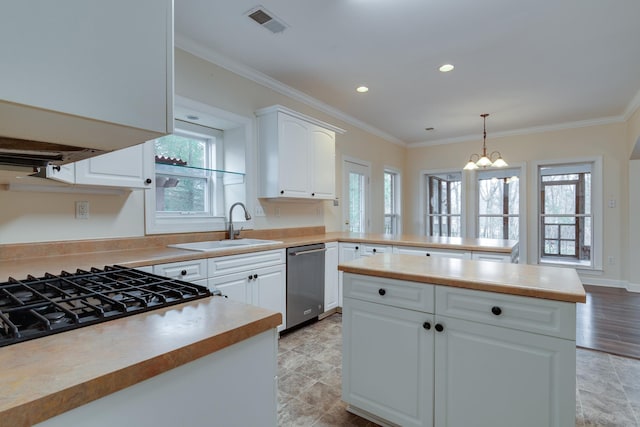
xmin=248 ymin=275 xmax=253 ymax=280
xmin=491 ymin=306 xmax=502 ymax=316
xmin=180 ymin=270 xmax=187 ymax=276
xmin=435 ymin=323 xmax=444 ymax=332
xmin=373 ymin=248 xmax=377 ymax=253
xmin=423 ymin=322 xmax=431 ymax=330
xmin=378 ymin=288 xmax=386 ymax=296
xmin=145 ymin=178 xmax=152 ymax=184
xmin=426 ymin=253 xmax=431 ymax=256
xmin=253 ymin=274 xmax=258 ymax=279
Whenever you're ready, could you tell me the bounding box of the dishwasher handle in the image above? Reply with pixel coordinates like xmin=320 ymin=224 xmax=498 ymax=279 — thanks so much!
xmin=289 ymin=247 xmax=327 ymax=256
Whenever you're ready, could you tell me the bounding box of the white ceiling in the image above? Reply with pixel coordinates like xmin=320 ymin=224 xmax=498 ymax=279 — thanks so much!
xmin=174 ymin=0 xmax=640 ymax=146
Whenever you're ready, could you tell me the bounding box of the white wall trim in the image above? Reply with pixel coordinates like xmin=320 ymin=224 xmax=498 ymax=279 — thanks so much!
xmin=175 ymin=34 xmax=406 ymax=148
xmin=577 ymin=274 xmax=640 ymax=293
xmin=623 ymin=86 xmax=640 ymax=121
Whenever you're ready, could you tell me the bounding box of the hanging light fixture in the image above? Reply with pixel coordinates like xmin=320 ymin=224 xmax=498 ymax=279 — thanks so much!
xmin=463 ymin=113 xmax=508 ymax=170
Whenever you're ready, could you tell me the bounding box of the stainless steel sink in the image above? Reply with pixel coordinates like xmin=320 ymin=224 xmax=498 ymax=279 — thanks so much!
xmin=168 ymin=238 xmax=282 ymax=252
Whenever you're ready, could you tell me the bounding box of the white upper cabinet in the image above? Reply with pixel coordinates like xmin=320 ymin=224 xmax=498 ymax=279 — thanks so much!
xmin=256 ymin=105 xmax=344 ymax=200
xmin=0 ymin=0 xmax=173 ymax=151
xmin=74 ymin=144 xmax=148 ymax=188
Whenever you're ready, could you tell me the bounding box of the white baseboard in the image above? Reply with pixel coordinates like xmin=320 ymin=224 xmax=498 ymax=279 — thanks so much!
xmin=578 ymin=274 xmax=640 ymax=293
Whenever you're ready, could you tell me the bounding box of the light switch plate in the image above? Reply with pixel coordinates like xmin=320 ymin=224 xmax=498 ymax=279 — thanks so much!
xmin=75 ymin=201 xmax=89 ymax=219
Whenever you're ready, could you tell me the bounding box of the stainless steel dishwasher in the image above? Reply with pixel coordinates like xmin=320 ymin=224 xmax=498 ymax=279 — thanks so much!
xmin=286 ymin=243 xmax=326 ymax=330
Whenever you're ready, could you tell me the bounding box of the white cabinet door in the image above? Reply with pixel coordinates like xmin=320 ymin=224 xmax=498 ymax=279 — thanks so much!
xmin=75 ymin=145 xmax=147 ymax=188
xmin=211 ymin=271 xmax=251 ymax=304
xmin=343 ymin=298 xmax=434 ymax=427
xmin=0 ymin=0 xmax=172 ymax=149
xmin=310 ymin=125 xmax=336 ymax=199
xmin=278 ymin=114 xmax=311 ymax=197
xmin=253 ymin=264 xmax=286 ymax=331
xmin=433 ymin=315 xmax=575 ymax=427
xmin=338 ymin=242 xmax=362 ymax=307
xmin=153 ymin=259 xmax=208 ymax=283
xmin=45 ymin=164 xmax=75 ymax=184
xmin=324 ymin=242 xmax=339 ymax=312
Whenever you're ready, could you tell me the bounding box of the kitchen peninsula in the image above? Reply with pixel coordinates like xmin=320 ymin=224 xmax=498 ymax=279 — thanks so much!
xmin=339 ymin=253 xmax=585 ymax=427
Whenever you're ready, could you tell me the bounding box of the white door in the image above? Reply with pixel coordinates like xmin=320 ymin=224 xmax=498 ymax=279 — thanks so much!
xmin=210 ymin=272 xmax=251 ymax=304
xmin=433 ymin=315 xmax=575 ymax=427
xmin=343 ymin=159 xmax=370 ymax=232
xmin=253 ymin=264 xmax=286 ymax=331
xmin=343 ymin=298 xmax=434 ymax=427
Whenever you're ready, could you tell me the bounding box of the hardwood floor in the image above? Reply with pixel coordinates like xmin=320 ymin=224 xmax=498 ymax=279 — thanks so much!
xmin=577 ymin=285 xmax=640 ymax=359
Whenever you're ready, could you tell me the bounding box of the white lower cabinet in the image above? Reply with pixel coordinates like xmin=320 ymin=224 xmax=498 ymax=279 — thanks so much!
xmin=324 ymin=242 xmax=339 ymax=313
xmin=393 ymin=245 xmax=471 ymax=260
xmin=209 ymin=250 xmax=286 ymax=332
xmin=152 ymin=259 xmax=208 ymax=288
xmin=342 ymin=273 xmax=576 ymax=427
xmin=343 ymin=298 xmax=434 ymax=427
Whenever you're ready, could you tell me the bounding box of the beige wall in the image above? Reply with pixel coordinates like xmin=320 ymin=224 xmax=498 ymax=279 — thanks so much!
xmin=627 ymin=106 xmax=640 ymax=289
xmin=405 ymin=122 xmax=629 ymax=286
xmin=174 ymin=48 xmax=405 ymax=233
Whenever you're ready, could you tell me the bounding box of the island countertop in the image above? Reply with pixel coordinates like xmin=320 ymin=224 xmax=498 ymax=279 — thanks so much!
xmin=0 ymin=297 xmax=281 ymax=427
xmin=338 ymin=253 xmax=586 ymax=303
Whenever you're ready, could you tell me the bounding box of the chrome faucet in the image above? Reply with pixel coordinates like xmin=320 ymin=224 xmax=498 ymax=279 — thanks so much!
xmin=228 ymin=202 xmax=251 ymax=240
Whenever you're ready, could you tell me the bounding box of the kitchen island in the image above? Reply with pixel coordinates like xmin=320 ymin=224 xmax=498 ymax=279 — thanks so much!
xmin=0 ymin=297 xmax=281 ymax=427
xmin=339 ymin=254 xmax=585 ymax=427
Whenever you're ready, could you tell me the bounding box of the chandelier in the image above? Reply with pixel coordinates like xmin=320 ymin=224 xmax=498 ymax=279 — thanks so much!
xmin=463 ymin=113 xmax=507 ymax=170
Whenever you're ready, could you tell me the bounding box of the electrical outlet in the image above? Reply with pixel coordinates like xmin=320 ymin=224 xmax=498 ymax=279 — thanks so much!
xmin=75 ymin=201 xmax=89 ymax=220
xmin=255 ymin=205 xmax=266 ymax=217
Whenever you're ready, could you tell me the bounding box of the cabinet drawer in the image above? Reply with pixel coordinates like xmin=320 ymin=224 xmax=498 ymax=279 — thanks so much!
xmin=153 ymin=259 xmax=208 ymax=283
xmin=470 ymin=251 xmax=513 ymax=263
xmin=343 ymin=273 xmax=434 ymax=313
xmin=393 ymin=245 xmax=471 ymax=260
xmin=361 ymin=243 xmax=393 ymax=257
xmin=208 ymin=249 xmax=285 ymax=278
xmin=435 ymin=286 xmax=575 ymax=340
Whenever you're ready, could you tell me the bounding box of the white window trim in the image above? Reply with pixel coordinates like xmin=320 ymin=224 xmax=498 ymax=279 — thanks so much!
xmin=144 ymin=96 xmax=253 ymax=235
xmin=531 ymin=156 xmax=602 ymax=270
xmin=384 ymin=166 xmax=402 ymax=235
xmin=420 ymin=168 xmax=466 ymax=237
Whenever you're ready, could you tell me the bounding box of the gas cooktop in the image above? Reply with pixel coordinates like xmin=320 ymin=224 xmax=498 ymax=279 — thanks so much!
xmin=0 ymin=265 xmax=211 ymax=347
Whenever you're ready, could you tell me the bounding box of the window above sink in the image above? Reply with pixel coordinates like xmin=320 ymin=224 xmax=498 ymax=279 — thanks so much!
xmin=144 ymin=96 xmax=252 ymax=235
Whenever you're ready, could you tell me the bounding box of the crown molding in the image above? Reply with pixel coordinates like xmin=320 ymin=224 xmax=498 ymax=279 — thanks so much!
xmin=174 ymin=34 xmax=406 ymax=147
xmin=623 ymin=87 xmax=640 ymax=121
xmin=408 ymin=115 xmax=626 ymax=149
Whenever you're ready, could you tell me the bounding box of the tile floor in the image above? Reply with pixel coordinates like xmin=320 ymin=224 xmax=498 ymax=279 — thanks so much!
xmin=277 ymin=313 xmax=640 ymax=427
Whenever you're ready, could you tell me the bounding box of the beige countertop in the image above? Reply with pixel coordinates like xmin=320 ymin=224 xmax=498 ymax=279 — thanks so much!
xmin=0 ymin=231 xmax=517 ymax=280
xmin=0 ymin=297 xmax=281 ymax=427
xmin=338 ymin=253 xmax=586 ymax=303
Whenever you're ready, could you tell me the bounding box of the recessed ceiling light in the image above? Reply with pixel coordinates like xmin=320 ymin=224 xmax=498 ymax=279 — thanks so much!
xmin=439 ymin=64 xmax=454 ymax=73
xmin=356 ymin=86 xmax=369 ymax=93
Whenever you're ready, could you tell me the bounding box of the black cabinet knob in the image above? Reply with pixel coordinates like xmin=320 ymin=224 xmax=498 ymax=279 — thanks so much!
xmin=378 ymin=288 xmax=386 ymax=296
xmin=180 ymin=270 xmax=187 ymax=276
xmin=248 ymin=275 xmax=253 ymax=281
xmin=253 ymin=274 xmax=258 ymax=279
xmin=373 ymin=248 xmax=377 ymax=253
xmin=423 ymin=321 xmax=431 ymax=330
xmin=435 ymin=323 xmax=444 ymax=332
xmin=491 ymin=306 xmax=502 ymax=316
xmin=280 ymin=190 xmax=284 ymax=194
xmin=145 ymin=178 xmax=152 ymax=184
xmin=426 ymin=253 xmax=431 ymax=257
xmin=52 ymin=165 xmax=61 ymax=172
xmin=355 ymin=246 xmax=359 ymax=250
xmin=311 ymin=192 xmax=315 ymax=196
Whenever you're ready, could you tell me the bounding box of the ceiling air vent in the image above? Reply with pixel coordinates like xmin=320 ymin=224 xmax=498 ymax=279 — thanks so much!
xmin=247 ymin=6 xmax=287 ymax=34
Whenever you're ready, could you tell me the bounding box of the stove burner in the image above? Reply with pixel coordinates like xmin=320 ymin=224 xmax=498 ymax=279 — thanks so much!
xmin=13 ymin=290 xmax=34 ymax=301
xmin=0 ymin=265 xmax=211 ymax=347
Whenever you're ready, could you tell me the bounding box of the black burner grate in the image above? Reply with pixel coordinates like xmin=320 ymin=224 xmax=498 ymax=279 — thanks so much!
xmin=0 ymin=265 xmax=211 ymax=347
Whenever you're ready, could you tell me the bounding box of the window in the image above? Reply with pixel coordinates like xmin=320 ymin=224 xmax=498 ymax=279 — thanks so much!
xmin=539 ymin=162 xmax=593 ymax=266
xmin=425 ymin=172 xmax=461 ymax=237
xmin=477 ymin=169 xmax=519 ymax=240
xmin=384 ymin=169 xmax=401 ymax=234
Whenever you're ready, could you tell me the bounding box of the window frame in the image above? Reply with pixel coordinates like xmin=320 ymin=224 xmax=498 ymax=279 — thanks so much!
xmin=383 ymin=167 xmax=401 ymax=235
xmin=475 ymin=168 xmax=521 ymax=241
xmin=422 ymin=169 xmax=464 ymax=237
xmin=532 ymin=157 xmax=602 ymax=270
